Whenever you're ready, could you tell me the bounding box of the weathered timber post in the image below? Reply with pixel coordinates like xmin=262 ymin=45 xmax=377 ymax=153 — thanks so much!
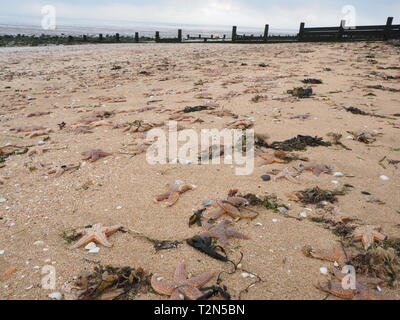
xmin=135 ymin=32 xmax=139 ymax=43
xmin=99 ymin=34 xmax=103 ymax=42
xmin=83 ymin=35 xmax=87 ymax=42
xmin=232 ymin=26 xmax=237 ymax=42
xmin=68 ymin=35 xmax=73 ymax=43
xmin=155 ymin=31 xmax=160 ymax=42
xmin=264 ymin=24 xmax=269 ymax=42
xmin=298 ymin=22 xmax=305 ymax=41
xmin=339 ymin=20 xmax=346 ymax=40
xmin=115 ymin=33 xmax=120 ymax=42
xmin=178 ymin=29 xmax=182 ymax=42
xmin=384 ymin=17 xmax=393 ymax=40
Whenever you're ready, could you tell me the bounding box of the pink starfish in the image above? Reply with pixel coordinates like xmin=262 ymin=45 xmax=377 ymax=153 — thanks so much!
xmin=70 ymin=223 xmax=122 ymax=249
xmin=151 ymin=263 xmax=215 ymax=300
xmin=81 ymin=149 xmax=112 ymax=162
xmin=198 ymin=220 xmax=250 ymax=246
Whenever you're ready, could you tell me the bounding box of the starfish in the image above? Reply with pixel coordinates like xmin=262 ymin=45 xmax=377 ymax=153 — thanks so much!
xmin=302 ymin=244 xmax=352 ymax=267
xmin=353 ymin=225 xmax=386 ymax=250
xmin=151 ymin=263 xmax=215 ymax=300
xmin=198 ymin=220 xmax=249 ymax=246
xmin=317 ymin=266 xmax=397 ymax=300
xmin=47 ymin=163 xmax=80 ymax=177
xmin=70 ymin=223 xmax=122 ymax=249
xmin=26 ymin=128 xmax=53 ymax=138
xmin=274 ymin=167 xmax=300 ymax=184
xmin=208 ymin=198 xmax=254 ymax=220
xmin=256 ymin=152 xmax=286 ymax=164
xmin=298 ymin=163 xmax=332 ymax=176
xmin=155 ymin=182 xmax=196 ymax=207
xmin=27 ymin=111 xmax=51 ymax=118
xmin=226 ymin=120 xmax=253 ymax=130
xmin=10 ymin=125 xmax=45 ymax=133
xmin=81 ymin=149 xmax=112 ymax=162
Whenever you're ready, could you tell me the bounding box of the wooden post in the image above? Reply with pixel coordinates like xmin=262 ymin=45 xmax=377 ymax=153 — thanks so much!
xmin=68 ymin=36 xmax=73 ymax=43
xmin=178 ymin=29 xmax=182 ymax=42
xmin=135 ymin=32 xmax=139 ymax=43
xmin=298 ymin=22 xmax=305 ymax=41
xmin=264 ymin=24 xmax=269 ymax=42
xmin=232 ymin=26 xmax=237 ymax=42
xmin=115 ymin=33 xmax=120 ymax=42
xmin=339 ymin=20 xmax=346 ymax=40
xmin=83 ymin=35 xmax=87 ymax=42
xmin=384 ymin=17 xmax=393 ymax=40
xmin=155 ymin=31 xmax=160 ymax=42
xmin=99 ymin=34 xmax=103 ymax=42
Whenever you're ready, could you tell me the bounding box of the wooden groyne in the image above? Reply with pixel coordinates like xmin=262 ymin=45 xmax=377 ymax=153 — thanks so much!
xmin=0 ymin=17 xmax=399 ymax=47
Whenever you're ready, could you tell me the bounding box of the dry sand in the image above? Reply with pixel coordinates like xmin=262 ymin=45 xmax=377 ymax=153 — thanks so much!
xmin=0 ymin=42 xmax=399 ymax=300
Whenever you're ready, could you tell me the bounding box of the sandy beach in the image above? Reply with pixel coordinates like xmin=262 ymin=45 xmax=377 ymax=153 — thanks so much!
xmin=0 ymin=42 xmax=399 ymax=300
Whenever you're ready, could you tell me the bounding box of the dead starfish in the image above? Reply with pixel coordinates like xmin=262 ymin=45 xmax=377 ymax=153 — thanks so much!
xmin=274 ymin=167 xmax=300 ymax=184
xmin=81 ymin=149 xmax=112 ymax=162
xmin=317 ymin=266 xmax=396 ymax=300
xmin=198 ymin=220 xmax=249 ymax=246
xmin=27 ymin=111 xmax=51 ymax=118
xmin=298 ymin=163 xmax=332 ymax=176
xmin=302 ymin=244 xmax=352 ymax=267
xmin=70 ymin=223 xmax=122 ymax=249
xmin=155 ymin=182 xmax=196 ymax=207
xmin=47 ymin=163 xmax=80 ymax=177
xmin=151 ymin=263 xmax=215 ymax=300
xmin=226 ymin=120 xmax=253 ymax=130
xmin=208 ymin=198 xmax=255 ymax=220
xmin=256 ymin=152 xmax=286 ymax=164
xmin=10 ymin=125 xmax=45 ymax=133
xmin=353 ymin=225 xmax=386 ymax=250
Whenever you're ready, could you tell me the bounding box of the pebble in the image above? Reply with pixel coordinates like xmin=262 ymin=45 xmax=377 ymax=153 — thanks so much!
xmin=116 ymin=206 xmax=122 ymax=210
xmin=33 ymin=241 xmax=44 ymax=246
xmin=331 ymin=180 xmax=339 ymax=185
xmin=48 ymin=292 xmax=63 ymax=300
xmin=334 ymin=261 xmax=340 ymax=267
xmin=379 ymin=175 xmax=389 ymax=181
xmin=277 ymin=207 xmax=288 ymax=214
xmin=255 ymin=222 xmax=263 ymax=226
xmin=0 ymin=198 xmax=7 ymax=203
xmin=0 ymin=250 xmax=4 ymax=255
xmin=241 ymin=272 xmax=250 ymax=278
xmin=333 ymin=172 xmax=344 ymax=177
xmin=261 ymin=174 xmax=271 ymax=181
xmin=299 ymin=212 xmax=308 ymax=218
xmin=361 ymin=191 xmax=371 ymax=195
xmin=84 ymin=242 xmax=97 ymax=250
xmin=320 ymin=267 xmax=328 ymax=275
xmin=88 ymin=247 xmax=100 ymax=254
xmin=272 ymin=218 xmax=279 ymax=223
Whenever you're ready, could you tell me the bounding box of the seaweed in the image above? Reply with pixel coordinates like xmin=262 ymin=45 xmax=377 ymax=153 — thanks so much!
xmin=269 ymin=135 xmax=331 ymax=151
xmin=183 ymin=105 xmax=215 ymax=113
xmin=63 ymin=265 xmax=152 ymax=300
xmin=186 ymin=236 xmax=228 ymax=262
xmin=352 ymin=244 xmax=400 ymax=288
xmin=301 ymin=78 xmax=322 ymax=84
xmin=128 ymin=229 xmax=182 ymax=251
xmin=287 ymin=87 xmax=313 ymax=98
xmin=296 ymin=187 xmax=338 ymax=204
xmin=198 ymin=285 xmax=231 ymax=300
xmin=189 ymin=208 xmax=206 ymax=227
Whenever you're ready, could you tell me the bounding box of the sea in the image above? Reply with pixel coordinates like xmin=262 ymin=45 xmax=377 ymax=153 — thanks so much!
xmin=0 ymin=21 xmax=297 ymax=38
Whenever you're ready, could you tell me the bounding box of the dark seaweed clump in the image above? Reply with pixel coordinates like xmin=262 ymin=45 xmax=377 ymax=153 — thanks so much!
xmin=187 ymin=236 xmax=228 ymax=262
xmin=301 ymin=78 xmax=322 ymax=84
xmin=287 ymin=87 xmax=313 ymax=98
xmin=345 ymin=107 xmax=368 ymax=115
xmin=73 ymin=265 xmax=152 ymax=300
xmin=183 ymin=105 xmax=215 ymax=113
xmin=268 ymin=135 xmax=331 ymax=151
xmin=296 ymin=187 xmax=338 ymax=204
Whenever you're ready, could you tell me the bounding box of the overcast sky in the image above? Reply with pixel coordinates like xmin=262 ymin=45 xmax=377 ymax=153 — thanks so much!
xmin=1 ymin=0 xmax=399 ymax=29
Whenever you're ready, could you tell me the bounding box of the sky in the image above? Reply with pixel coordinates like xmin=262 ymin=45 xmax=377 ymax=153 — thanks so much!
xmin=0 ymin=0 xmax=399 ymax=29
